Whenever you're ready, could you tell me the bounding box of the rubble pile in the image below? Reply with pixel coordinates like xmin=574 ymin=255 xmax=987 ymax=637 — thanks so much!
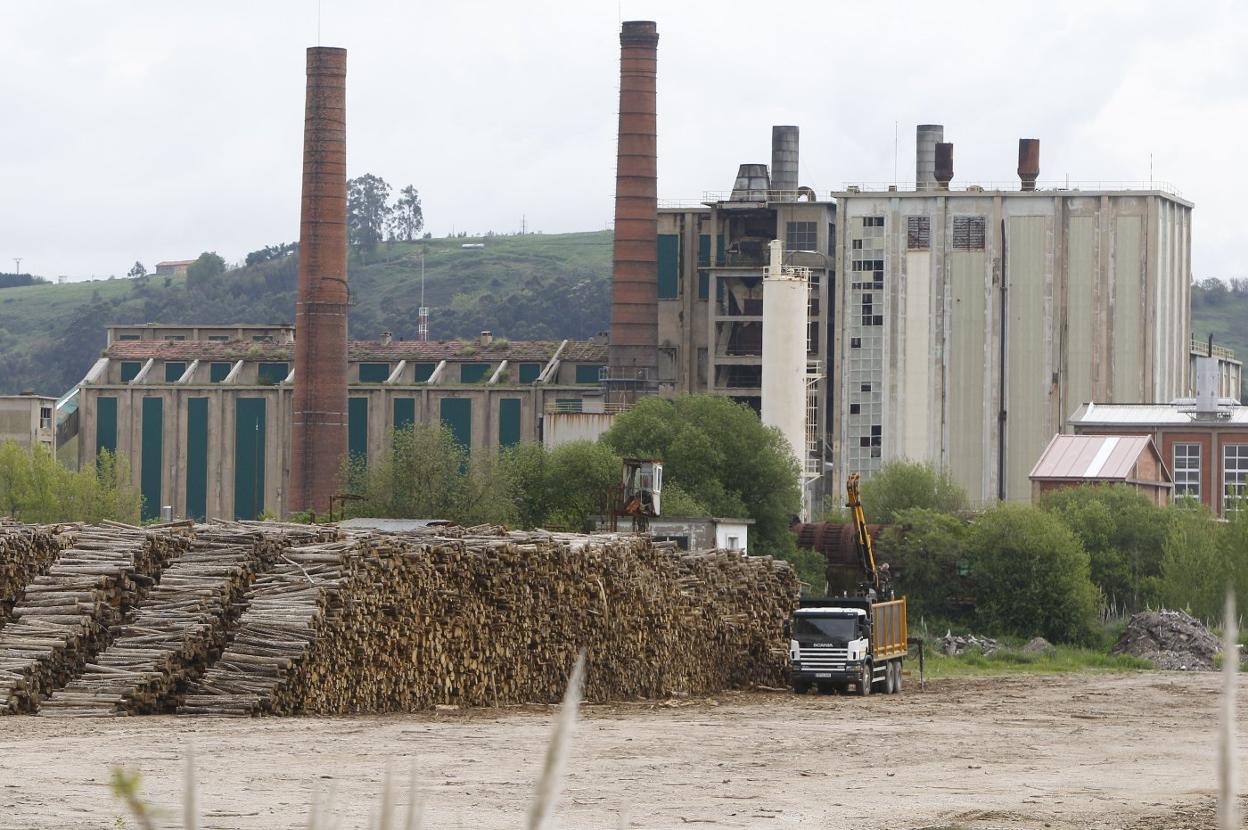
xmin=1111 ymin=609 xmax=1222 ymax=671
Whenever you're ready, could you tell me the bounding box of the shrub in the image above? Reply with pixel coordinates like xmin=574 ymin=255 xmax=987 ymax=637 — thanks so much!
xmin=966 ymin=503 xmax=1102 ymax=645
xmin=877 ymin=507 xmax=971 ymax=620
xmin=858 ymin=460 xmax=968 ymax=524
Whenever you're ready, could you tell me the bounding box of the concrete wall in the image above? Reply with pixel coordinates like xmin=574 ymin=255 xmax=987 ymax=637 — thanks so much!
xmin=833 ymin=189 xmax=1192 ymax=504
xmin=0 ymin=397 xmax=55 ymax=453
xmin=543 ymin=412 xmax=617 ymax=448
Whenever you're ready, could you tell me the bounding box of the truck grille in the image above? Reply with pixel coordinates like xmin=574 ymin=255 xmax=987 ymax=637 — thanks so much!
xmin=795 ymin=646 xmax=848 ymax=672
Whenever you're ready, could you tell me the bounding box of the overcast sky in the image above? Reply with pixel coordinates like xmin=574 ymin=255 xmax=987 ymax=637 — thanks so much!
xmin=3 ymin=0 xmax=1245 ymax=280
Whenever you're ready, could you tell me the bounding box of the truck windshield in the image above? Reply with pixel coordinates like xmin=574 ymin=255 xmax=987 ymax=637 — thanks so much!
xmin=793 ymin=615 xmax=858 ymax=642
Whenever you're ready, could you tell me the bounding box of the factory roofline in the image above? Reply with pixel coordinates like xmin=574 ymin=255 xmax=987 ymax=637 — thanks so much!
xmin=1070 ymin=402 xmax=1248 ymax=426
xmin=832 ymin=184 xmax=1192 ymax=207
xmin=104 ymin=338 xmax=608 ymax=363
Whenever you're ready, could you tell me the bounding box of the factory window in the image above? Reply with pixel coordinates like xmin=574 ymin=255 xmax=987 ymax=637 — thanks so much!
xmin=207 ymin=335 xmax=229 ymax=342
xmin=657 ymin=234 xmax=680 ymax=299
xmin=861 ymin=216 xmax=884 ymax=227
xmin=413 ymin=362 xmax=437 ymax=383
xmin=120 ymin=361 xmax=142 ymax=383
xmin=210 ymin=362 xmax=232 ymax=383
xmin=498 ymin=398 xmax=522 ymax=448
xmin=117 ymin=334 xmax=141 ymax=341
xmin=952 ymin=216 xmax=986 ymax=250
xmin=517 ymin=362 xmax=542 ymax=384
xmin=849 ymin=403 xmax=860 ymax=414
xmin=907 ymin=216 xmax=931 ymax=250
xmin=439 ymin=398 xmax=472 ymax=450
xmin=852 ymin=239 xmax=862 ymax=250
xmin=163 ymin=335 xmax=186 ymax=341
xmin=164 ymin=362 xmax=187 ymax=383
xmin=257 ymin=362 xmax=289 ymax=385
xmin=698 ymin=234 xmax=711 ymax=267
xmin=393 ymin=398 xmax=416 ymax=432
xmin=575 ymin=364 xmax=604 ymax=384
xmin=1224 ymin=445 xmax=1248 ymax=512
xmin=1173 ymin=443 xmax=1201 ymax=501
xmin=786 ymin=221 xmax=818 ymax=253
xmin=861 ymin=383 xmax=871 ymax=392
xmin=359 ymin=362 xmax=391 ymax=383
xmin=851 ymin=337 xmax=861 ymax=348
xmin=860 ymin=294 xmax=882 ymax=327
xmin=460 ymin=362 xmax=490 ymax=383
xmin=39 ymin=406 xmax=52 ymax=430
xmin=252 ymin=335 xmax=274 ymax=343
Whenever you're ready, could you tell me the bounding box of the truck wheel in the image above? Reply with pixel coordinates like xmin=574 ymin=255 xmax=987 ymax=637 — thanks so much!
xmin=883 ymin=662 xmax=896 ymax=694
xmin=858 ymin=663 xmax=872 ymax=696
xmin=792 ymin=680 xmax=812 ymax=694
xmin=893 ymin=661 xmax=903 ymax=694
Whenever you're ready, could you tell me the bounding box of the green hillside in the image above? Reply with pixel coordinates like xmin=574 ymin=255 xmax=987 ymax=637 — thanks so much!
xmin=0 ymin=231 xmax=613 ymax=396
xmin=1190 ymin=280 xmax=1248 ymax=385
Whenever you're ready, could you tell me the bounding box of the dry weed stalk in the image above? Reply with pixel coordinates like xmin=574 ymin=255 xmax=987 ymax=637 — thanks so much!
xmin=1219 ymin=590 xmax=1239 ymax=830
xmin=526 ymin=650 xmax=587 ymax=830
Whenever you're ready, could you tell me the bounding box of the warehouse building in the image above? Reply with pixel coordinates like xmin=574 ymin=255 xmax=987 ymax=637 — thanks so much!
xmin=830 ymin=132 xmax=1192 ymax=503
xmin=0 ymin=393 xmax=56 ymax=454
xmin=70 ymin=325 xmax=607 ymax=520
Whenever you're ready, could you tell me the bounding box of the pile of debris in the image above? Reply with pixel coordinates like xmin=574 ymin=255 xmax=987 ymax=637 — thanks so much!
xmin=939 ymin=631 xmax=1001 ymax=656
xmin=1111 ymin=609 xmax=1222 ymax=671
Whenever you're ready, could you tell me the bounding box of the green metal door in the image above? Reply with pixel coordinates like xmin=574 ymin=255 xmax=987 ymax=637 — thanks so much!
xmin=348 ymin=397 xmax=368 ymax=461
xmin=186 ymin=398 xmax=208 ymax=520
xmin=140 ymin=397 xmax=163 ymax=521
xmin=96 ymin=396 xmax=117 ymax=456
xmin=439 ymin=398 xmax=471 ymax=450
xmin=498 ymin=398 xmax=521 ymax=448
xmin=393 ymin=397 xmax=416 ymax=432
xmin=234 ymin=398 xmax=266 ymax=520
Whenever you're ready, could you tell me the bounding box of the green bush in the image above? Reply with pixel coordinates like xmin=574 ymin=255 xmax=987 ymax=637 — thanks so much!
xmin=877 ymin=507 xmax=971 ymax=620
xmin=1040 ymin=484 xmax=1173 ymax=611
xmin=0 ymin=442 xmax=141 ymax=523
xmin=966 ymin=503 xmax=1102 ymax=645
xmin=858 ymin=460 xmax=968 ymax=524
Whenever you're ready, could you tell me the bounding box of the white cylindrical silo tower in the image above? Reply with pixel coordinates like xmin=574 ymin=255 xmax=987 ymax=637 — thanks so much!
xmin=761 ymin=239 xmax=810 ymax=511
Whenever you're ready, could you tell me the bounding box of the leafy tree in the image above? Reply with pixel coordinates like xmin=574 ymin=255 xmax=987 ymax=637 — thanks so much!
xmin=1040 ymin=484 xmax=1173 ymax=612
xmin=347 ymin=174 xmax=393 ymax=255
xmin=499 ymin=441 xmax=620 ymax=532
xmin=1155 ymin=506 xmax=1227 ymax=620
xmin=344 ymin=423 xmax=469 ymax=520
xmin=858 ymin=460 xmax=968 ymax=524
xmin=966 ymin=503 xmax=1102 ymax=645
xmin=0 ymin=442 xmax=140 ymax=523
xmin=602 ymin=395 xmax=800 ymax=557
xmin=126 ymin=262 xmax=147 ymax=279
xmin=389 ymin=185 xmax=424 ymax=242
xmin=186 ymin=252 xmax=226 ymax=292
xmin=244 ymin=243 xmax=296 ymax=267
xmin=877 ymin=507 xmax=971 ymax=621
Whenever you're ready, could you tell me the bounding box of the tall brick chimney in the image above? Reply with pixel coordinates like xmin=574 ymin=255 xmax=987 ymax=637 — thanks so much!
xmin=608 ymin=20 xmax=659 ymax=386
xmin=289 ymin=46 xmax=348 ymax=516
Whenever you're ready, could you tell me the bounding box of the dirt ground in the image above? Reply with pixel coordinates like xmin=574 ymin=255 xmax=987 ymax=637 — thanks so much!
xmin=0 ymin=671 xmax=1240 ymax=829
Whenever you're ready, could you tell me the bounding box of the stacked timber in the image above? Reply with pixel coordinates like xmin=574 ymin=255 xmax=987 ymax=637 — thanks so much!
xmin=41 ymin=522 xmax=337 ymax=716
xmin=183 ymin=528 xmax=798 ymax=715
xmin=0 ymin=523 xmax=66 ymax=627
xmin=0 ymin=524 xmax=190 ymax=713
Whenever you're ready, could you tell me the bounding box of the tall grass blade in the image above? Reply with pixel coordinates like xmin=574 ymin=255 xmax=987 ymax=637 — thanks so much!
xmin=1219 ymin=589 xmax=1239 ymax=830
xmin=526 ymin=650 xmax=587 ymax=830
xmin=404 ymin=761 xmax=423 ymax=830
xmin=184 ymin=744 xmax=198 ymax=830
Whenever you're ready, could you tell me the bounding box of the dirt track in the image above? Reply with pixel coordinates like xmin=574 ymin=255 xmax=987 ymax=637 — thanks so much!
xmin=0 ymin=671 xmax=1239 ymax=829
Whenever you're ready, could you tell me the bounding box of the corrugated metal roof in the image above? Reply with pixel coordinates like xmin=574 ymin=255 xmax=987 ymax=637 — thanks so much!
xmin=1029 ymin=434 xmax=1160 ymax=481
xmin=1070 ymin=402 xmax=1248 ymax=426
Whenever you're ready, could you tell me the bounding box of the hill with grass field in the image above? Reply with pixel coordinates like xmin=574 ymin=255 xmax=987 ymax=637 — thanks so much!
xmin=1190 ymin=279 xmax=1248 ymax=394
xmin=0 ymin=232 xmax=613 ymax=396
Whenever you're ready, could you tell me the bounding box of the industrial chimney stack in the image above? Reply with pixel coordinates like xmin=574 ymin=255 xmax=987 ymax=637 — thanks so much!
xmin=770 ymin=125 xmax=799 ymax=199
xmin=915 ymin=124 xmax=944 ymax=190
xmin=934 ymin=142 xmax=954 ymax=190
xmin=1018 ymin=138 xmax=1040 ymax=191
xmin=289 ymin=46 xmax=349 ymax=516
xmin=607 ymin=20 xmax=660 ymax=388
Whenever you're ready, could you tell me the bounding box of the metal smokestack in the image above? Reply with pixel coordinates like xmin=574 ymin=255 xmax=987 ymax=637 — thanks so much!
xmin=289 ymin=46 xmax=348 ymax=516
xmin=770 ymin=125 xmax=799 ymax=199
xmin=934 ymin=142 xmax=954 ymax=190
xmin=915 ymin=124 xmax=943 ymax=190
xmin=1018 ymin=138 xmax=1040 ymax=191
xmin=608 ymin=20 xmax=659 ymax=386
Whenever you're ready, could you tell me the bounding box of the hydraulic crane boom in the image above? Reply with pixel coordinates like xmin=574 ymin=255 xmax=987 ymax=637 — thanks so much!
xmin=845 ymin=473 xmax=881 ymax=595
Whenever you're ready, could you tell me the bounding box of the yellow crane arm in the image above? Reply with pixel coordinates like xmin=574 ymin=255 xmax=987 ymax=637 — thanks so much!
xmin=846 ymin=473 xmax=880 ymax=593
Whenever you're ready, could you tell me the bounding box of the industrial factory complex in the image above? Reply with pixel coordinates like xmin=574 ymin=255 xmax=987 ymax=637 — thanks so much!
xmin=44 ymin=20 xmax=1247 ymax=523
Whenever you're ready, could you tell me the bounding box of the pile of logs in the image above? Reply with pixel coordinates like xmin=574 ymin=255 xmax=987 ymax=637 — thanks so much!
xmin=41 ymin=523 xmax=337 ymax=716
xmin=0 ymin=524 xmax=190 ymax=713
xmin=183 ymin=528 xmax=798 ymax=715
xmin=0 ymin=522 xmax=66 ymax=626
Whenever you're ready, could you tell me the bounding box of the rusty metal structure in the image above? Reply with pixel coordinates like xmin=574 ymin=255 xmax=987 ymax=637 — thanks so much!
xmin=289 ymin=46 xmax=349 ymax=516
xmin=1018 ymin=138 xmax=1040 ymax=191
xmin=607 ymin=20 xmax=660 ymax=392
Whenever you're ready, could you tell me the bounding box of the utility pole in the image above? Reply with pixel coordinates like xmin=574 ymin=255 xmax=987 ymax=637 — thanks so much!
xmin=417 ymin=249 xmax=429 ymax=342
xmin=13 ymin=257 xmax=21 ymax=275
xmin=521 ymin=214 xmax=526 ymax=235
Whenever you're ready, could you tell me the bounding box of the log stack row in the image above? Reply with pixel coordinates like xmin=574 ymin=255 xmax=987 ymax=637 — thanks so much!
xmin=0 ymin=522 xmax=67 ymax=627
xmin=39 ymin=524 xmax=338 ymax=716
xmin=183 ymin=528 xmax=798 ymax=715
xmin=0 ymin=524 xmax=190 ymax=713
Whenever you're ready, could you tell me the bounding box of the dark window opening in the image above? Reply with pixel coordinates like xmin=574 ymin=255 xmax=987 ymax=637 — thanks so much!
xmin=907 ymin=216 xmax=931 ymax=250
xmin=952 ymin=216 xmax=986 ymax=250
xmin=786 ymin=221 xmax=818 ymax=252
